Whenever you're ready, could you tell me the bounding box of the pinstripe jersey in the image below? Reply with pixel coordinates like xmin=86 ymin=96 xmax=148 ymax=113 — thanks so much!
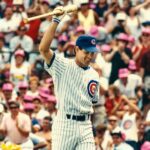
xmin=44 ymin=53 xmax=100 ymax=115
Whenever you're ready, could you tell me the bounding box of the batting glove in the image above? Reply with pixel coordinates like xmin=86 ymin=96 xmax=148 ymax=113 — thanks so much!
xmin=52 ymin=6 xmax=66 ymax=23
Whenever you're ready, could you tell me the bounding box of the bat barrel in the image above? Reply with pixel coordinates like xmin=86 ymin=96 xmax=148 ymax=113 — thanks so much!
xmin=23 ymin=5 xmax=77 ymax=23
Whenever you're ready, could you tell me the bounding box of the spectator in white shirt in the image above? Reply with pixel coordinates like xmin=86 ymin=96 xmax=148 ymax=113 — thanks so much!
xmin=10 ymin=26 xmax=34 ymax=53
xmin=95 ymin=44 xmax=112 ymax=80
xmin=110 ymin=127 xmax=134 ymax=150
xmin=133 ymin=0 xmax=150 ymax=23
xmin=114 ymin=68 xmax=142 ymax=98
xmin=12 ymin=1 xmax=28 ymax=26
xmin=0 ymin=7 xmax=18 ymax=46
xmin=10 ymin=49 xmax=31 ymax=86
xmin=128 ymin=59 xmax=142 ymax=85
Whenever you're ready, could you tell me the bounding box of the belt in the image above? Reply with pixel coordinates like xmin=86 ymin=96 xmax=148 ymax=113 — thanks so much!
xmin=94 ymin=104 xmax=104 ymax=107
xmin=66 ymin=114 xmax=90 ymax=121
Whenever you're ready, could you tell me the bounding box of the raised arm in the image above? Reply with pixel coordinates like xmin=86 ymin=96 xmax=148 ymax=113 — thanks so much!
xmin=104 ymin=47 xmax=117 ymax=62
xmin=132 ymin=0 xmax=150 ymax=13
xmin=39 ymin=7 xmax=65 ymax=64
xmin=122 ymin=95 xmax=141 ymax=116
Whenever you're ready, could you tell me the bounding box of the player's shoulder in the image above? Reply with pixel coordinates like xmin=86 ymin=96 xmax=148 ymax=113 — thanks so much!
xmin=57 ymin=53 xmax=73 ymax=62
xmin=89 ymin=67 xmax=99 ymax=78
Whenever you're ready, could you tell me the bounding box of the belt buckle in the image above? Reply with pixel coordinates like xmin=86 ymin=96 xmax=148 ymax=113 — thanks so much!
xmin=66 ymin=114 xmax=89 ymax=121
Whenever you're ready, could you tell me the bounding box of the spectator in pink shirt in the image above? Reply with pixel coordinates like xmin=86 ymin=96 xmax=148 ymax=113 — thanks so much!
xmin=0 ymin=101 xmax=33 ymax=149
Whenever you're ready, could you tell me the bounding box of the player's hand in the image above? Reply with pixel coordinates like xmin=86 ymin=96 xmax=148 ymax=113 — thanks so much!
xmin=52 ymin=6 xmax=66 ymax=21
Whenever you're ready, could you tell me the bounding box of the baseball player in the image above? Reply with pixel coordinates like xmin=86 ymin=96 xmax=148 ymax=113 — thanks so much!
xmin=39 ymin=6 xmax=100 ymax=150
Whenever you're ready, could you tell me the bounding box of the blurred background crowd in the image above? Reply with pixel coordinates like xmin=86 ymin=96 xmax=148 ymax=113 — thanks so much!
xmin=0 ymin=0 xmax=150 ymax=149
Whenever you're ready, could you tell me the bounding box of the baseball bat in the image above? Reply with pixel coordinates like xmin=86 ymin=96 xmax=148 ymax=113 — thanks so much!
xmin=23 ymin=5 xmax=77 ymax=23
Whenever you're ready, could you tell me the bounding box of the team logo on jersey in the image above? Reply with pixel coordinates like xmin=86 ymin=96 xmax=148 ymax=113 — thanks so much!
xmin=87 ymin=80 xmax=98 ymax=98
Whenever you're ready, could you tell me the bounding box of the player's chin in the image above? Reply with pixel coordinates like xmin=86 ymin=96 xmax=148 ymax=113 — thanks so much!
xmin=84 ymin=61 xmax=90 ymax=66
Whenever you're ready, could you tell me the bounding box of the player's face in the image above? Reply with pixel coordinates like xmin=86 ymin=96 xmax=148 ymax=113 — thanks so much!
xmin=75 ymin=47 xmax=96 ymax=67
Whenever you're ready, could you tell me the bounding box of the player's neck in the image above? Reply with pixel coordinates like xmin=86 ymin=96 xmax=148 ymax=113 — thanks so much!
xmin=75 ymin=59 xmax=90 ymax=70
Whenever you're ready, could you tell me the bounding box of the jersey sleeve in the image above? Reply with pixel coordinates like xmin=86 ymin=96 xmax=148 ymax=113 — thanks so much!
xmin=44 ymin=53 xmax=68 ymax=78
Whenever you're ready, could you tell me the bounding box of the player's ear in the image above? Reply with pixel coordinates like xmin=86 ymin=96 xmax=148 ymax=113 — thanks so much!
xmin=74 ymin=46 xmax=78 ymax=54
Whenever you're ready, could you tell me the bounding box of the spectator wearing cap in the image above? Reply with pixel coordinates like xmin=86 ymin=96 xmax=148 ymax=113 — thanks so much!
xmin=22 ymin=94 xmax=33 ymax=110
xmin=23 ymin=94 xmax=33 ymax=103
xmin=36 ymin=116 xmax=52 ymax=150
xmin=40 ymin=0 xmax=51 ymax=14
xmin=114 ymin=68 xmax=142 ymax=98
xmin=132 ymin=28 xmax=150 ymax=71
xmin=63 ymin=41 xmax=75 ymax=58
xmin=12 ymin=0 xmax=28 ymax=26
xmin=75 ymin=26 xmax=85 ymax=36
xmin=111 ymin=11 xmax=130 ymax=38
xmin=45 ymin=78 xmax=55 ymax=96
xmin=54 ymin=34 xmax=68 ymax=56
xmin=0 ymin=7 xmax=19 ymax=46
xmin=10 ymin=25 xmax=34 ymax=53
xmin=32 ymin=96 xmax=49 ymax=125
xmin=128 ymin=59 xmax=142 ymax=84
xmin=0 ymin=101 xmax=33 ymax=149
xmin=44 ymin=95 xmax=57 ymax=120
xmin=96 ymin=44 xmax=112 ymax=80
xmin=89 ymin=25 xmax=111 ymax=45
xmin=1 ymin=82 xmax=17 ymax=106
xmin=69 ymin=26 xmax=85 ymax=43
xmin=26 ymin=76 xmax=40 ymax=97
xmin=17 ymin=81 xmax=28 ymax=101
xmin=77 ymin=0 xmax=99 ymax=33
xmin=10 ymin=49 xmax=31 ymax=86
xmin=23 ymin=102 xmax=35 ymax=118
xmin=104 ymin=33 xmax=132 ymax=84
xmin=111 ymin=127 xmax=134 ymax=150
xmin=127 ymin=35 xmax=135 ymax=50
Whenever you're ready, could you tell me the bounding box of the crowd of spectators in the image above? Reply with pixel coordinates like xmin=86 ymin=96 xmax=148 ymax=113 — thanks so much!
xmin=0 ymin=0 xmax=150 ymax=149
